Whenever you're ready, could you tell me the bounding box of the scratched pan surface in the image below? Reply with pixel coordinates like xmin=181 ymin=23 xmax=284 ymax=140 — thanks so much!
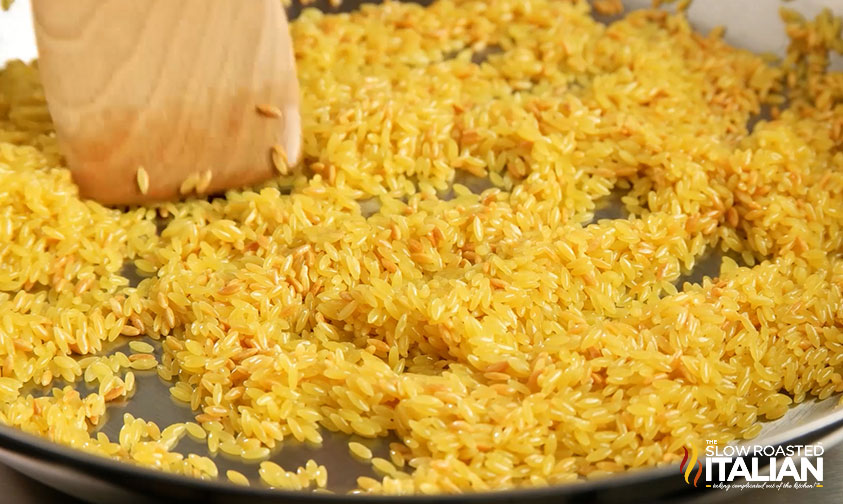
xmin=1 ymin=0 xmax=843 ymax=503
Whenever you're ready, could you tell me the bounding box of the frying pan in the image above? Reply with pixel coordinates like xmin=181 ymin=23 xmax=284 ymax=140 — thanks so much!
xmin=1 ymin=0 xmax=842 ymax=503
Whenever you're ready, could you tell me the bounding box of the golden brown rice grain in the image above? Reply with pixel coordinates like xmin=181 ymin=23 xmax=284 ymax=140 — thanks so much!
xmin=256 ymin=104 xmax=283 ymax=118
xmin=593 ymin=0 xmax=623 ymax=16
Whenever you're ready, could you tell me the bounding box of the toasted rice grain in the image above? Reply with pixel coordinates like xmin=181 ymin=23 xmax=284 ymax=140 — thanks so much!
xmin=256 ymin=104 xmax=283 ymax=118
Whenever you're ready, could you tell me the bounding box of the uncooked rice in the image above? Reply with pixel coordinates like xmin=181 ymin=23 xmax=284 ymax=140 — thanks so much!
xmin=349 ymin=441 xmax=374 ymax=460
xmin=136 ymin=166 xmax=150 ymax=195
xmin=272 ymin=144 xmax=289 ymax=175
xmin=128 ymin=340 xmax=154 ymax=354
xmin=179 ymin=172 xmax=201 ymax=196
xmin=256 ymin=103 xmax=284 ymax=119
xmin=196 ymin=169 xmax=214 ymax=195
xmin=227 ymin=469 xmax=251 ymax=486
xmin=1 ymin=0 xmax=843 ymax=496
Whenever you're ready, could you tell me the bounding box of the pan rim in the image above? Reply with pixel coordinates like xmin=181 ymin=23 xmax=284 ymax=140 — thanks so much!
xmin=4 ymin=397 xmax=843 ymax=501
xmin=0 ymin=421 xmax=692 ymax=503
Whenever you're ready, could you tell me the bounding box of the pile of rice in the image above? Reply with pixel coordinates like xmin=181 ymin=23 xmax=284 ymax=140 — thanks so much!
xmin=1 ymin=0 xmax=843 ymax=495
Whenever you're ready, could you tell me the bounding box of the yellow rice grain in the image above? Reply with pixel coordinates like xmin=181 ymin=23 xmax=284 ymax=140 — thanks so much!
xmin=128 ymin=341 xmax=154 ymax=354
xmin=348 ymin=441 xmax=373 ymax=460
xmin=195 ymin=169 xmax=213 ymax=194
xmin=129 ymin=356 xmax=157 ymax=371
xmin=271 ymin=144 xmax=288 ymax=175
xmin=185 ymin=422 xmax=206 ymax=440
xmin=371 ymin=457 xmax=398 ymax=477
xmin=124 ymin=371 xmax=135 ymax=393
xmin=136 ymin=167 xmax=150 ymax=195
xmin=226 ymin=470 xmax=250 ymax=486
xmin=178 ymin=173 xmax=199 ymax=195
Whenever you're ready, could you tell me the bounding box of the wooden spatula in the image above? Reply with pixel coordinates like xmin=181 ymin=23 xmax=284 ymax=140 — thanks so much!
xmin=31 ymin=0 xmax=301 ymax=205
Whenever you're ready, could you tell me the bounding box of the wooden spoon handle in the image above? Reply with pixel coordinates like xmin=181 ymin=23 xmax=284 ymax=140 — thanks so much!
xmin=32 ymin=0 xmax=301 ymax=205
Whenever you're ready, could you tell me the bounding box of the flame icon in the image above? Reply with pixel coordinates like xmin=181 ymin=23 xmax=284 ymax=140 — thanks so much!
xmin=680 ymin=445 xmax=703 ymax=487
